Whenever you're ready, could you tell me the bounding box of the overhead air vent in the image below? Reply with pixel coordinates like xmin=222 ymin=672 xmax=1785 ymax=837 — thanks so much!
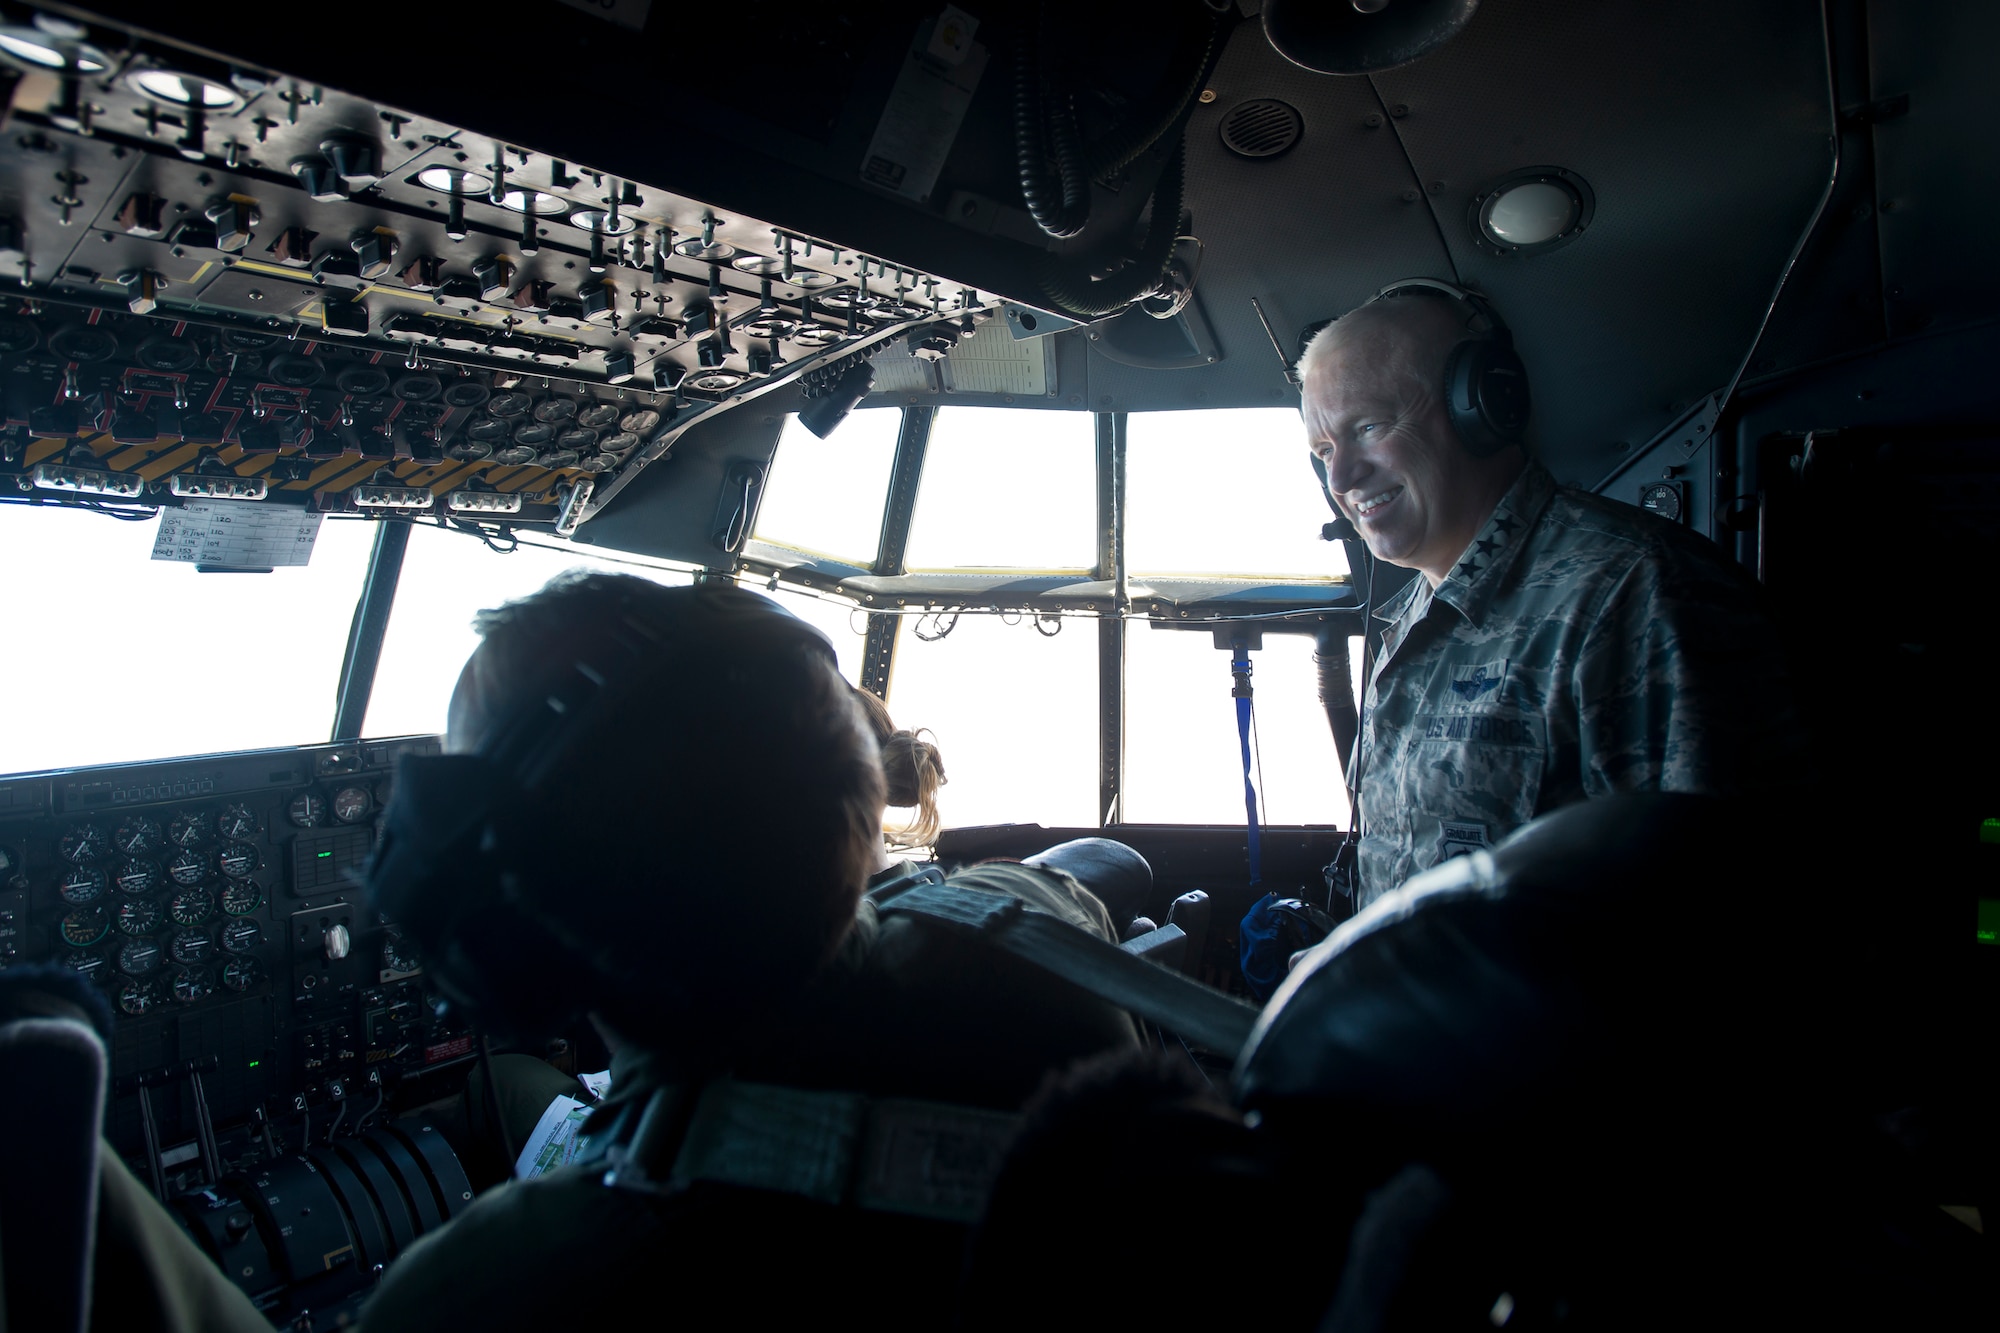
xmin=1219 ymin=99 xmax=1304 ymax=160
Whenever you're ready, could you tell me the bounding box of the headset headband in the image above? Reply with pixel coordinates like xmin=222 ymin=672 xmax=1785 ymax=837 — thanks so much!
xmin=1369 ymin=277 xmax=1511 ymax=344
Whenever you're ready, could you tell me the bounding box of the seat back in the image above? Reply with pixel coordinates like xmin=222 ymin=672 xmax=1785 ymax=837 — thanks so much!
xmin=0 ymin=1015 xmax=108 ymax=1333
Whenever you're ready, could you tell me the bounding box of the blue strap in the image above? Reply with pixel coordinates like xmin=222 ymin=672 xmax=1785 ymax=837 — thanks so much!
xmin=1233 ymin=653 xmax=1262 ymax=887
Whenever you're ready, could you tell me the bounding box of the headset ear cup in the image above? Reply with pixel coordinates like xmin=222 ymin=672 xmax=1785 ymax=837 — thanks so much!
xmin=1444 ymin=341 xmax=1501 ymax=458
xmin=1478 ymin=342 xmax=1531 ymax=446
xmin=1443 ymin=339 xmax=1529 ymax=459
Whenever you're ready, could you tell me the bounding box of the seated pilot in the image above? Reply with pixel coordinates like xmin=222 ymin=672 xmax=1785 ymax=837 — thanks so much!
xmin=357 ymin=572 xmax=1140 ymax=1330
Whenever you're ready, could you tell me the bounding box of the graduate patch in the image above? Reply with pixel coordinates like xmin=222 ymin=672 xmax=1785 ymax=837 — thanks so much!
xmin=1447 ymin=659 xmax=1509 ymax=706
xmin=1438 ymin=821 xmax=1490 ymax=861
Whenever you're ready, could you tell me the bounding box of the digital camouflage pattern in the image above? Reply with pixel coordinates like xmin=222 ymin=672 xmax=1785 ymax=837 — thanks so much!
xmin=1353 ymin=460 xmax=1803 ymax=907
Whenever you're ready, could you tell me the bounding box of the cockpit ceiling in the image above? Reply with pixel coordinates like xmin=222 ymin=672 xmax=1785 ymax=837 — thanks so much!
xmin=49 ymin=1 xmax=1995 ymax=499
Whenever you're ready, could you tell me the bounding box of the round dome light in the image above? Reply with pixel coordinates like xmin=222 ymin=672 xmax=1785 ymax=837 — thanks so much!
xmin=417 ymin=166 xmax=491 ymax=195
xmin=129 ymin=69 xmax=244 ymax=111
xmin=0 ymin=27 xmax=106 ymax=72
xmin=1470 ymin=168 xmax=1593 ymax=257
xmin=501 ymin=189 xmax=568 ymax=215
xmin=1485 ymin=182 xmax=1576 ymax=245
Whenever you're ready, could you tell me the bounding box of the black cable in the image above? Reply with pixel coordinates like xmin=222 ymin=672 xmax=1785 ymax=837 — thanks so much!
xmin=1085 ymin=8 xmax=1225 ymax=183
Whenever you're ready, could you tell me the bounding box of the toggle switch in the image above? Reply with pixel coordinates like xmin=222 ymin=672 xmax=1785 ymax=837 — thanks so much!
xmin=520 ymin=210 xmax=539 ymax=256
xmin=289 ymin=155 xmax=344 ymax=203
xmin=445 ymin=195 xmax=467 ymax=243
xmin=350 ymin=230 xmax=398 ymax=280
xmin=204 ymin=199 xmax=257 ymax=252
xmin=269 ymin=225 xmax=317 ymax=266
xmin=115 ymin=193 xmax=167 ymax=238
xmin=588 ymin=229 xmax=606 ymax=275
xmin=398 ymin=254 xmax=443 ymax=291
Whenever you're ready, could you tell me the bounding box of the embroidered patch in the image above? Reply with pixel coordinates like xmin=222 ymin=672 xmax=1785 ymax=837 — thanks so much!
xmin=1447 ymin=659 xmax=1509 ymax=705
xmin=1415 ymin=714 xmax=1539 ymax=747
xmin=1438 ymin=821 xmax=1490 ymax=861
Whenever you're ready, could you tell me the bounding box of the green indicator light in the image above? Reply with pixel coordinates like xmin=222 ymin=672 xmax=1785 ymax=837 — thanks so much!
xmin=1978 ymin=899 xmax=2000 ymax=947
xmin=248 ymin=1059 xmax=260 ymax=1068
xmin=1981 ymin=818 xmax=2000 ymax=845
xmin=317 ymin=850 xmax=333 ymax=858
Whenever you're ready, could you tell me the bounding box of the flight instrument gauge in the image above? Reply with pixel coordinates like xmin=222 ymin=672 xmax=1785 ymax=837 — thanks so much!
xmin=216 ymin=804 xmax=257 ymax=840
xmin=117 ymin=937 xmax=162 ymax=976
xmin=167 ymin=811 xmax=208 ymax=848
xmin=116 ymin=897 xmax=164 ymax=936
xmin=166 ymin=849 xmax=209 ymax=887
xmin=169 ymin=966 xmax=214 ymax=1003
xmin=113 ymin=815 xmax=162 ymax=854
xmin=63 ymin=950 xmax=105 ymax=982
xmin=113 ymin=858 xmax=159 ymax=896
xmin=220 ymin=881 xmax=264 ymax=916
xmin=288 ymin=792 xmax=325 ymax=828
xmin=170 ymin=929 xmax=214 ymax=965
xmin=60 ymin=906 xmax=109 ymax=947
xmin=381 ymin=928 xmax=422 ymax=976
xmin=117 ymin=980 xmax=157 ymax=1016
xmin=59 ymin=864 xmax=107 ymax=905
xmin=220 ymin=919 xmax=262 ymax=954
xmin=220 ymin=957 xmax=260 ymax=993
xmin=169 ymin=887 xmax=214 ymax=927
xmin=217 ymin=842 xmax=258 ymax=881
xmin=331 ymin=785 xmax=372 ymax=824
xmin=59 ymin=824 xmax=108 ymax=862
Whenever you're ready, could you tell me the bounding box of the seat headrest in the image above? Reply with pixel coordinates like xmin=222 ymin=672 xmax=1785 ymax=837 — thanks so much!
xmin=1232 ymin=793 xmax=1821 ymax=1132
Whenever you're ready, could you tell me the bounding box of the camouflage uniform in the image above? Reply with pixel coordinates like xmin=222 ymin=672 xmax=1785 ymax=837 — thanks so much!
xmin=1354 ymin=460 xmax=1802 ymax=907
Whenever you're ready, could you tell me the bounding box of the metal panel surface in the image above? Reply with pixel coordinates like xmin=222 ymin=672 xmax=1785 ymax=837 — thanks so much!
xmin=1083 ymin=20 xmax=1453 ymax=415
xmin=1865 ymin=0 xmax=2000 ymax=344
xmin=1373 ymin=0 xmax=1835 ymax=486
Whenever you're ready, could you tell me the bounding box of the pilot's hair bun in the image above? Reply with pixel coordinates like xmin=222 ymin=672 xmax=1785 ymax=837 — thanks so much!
xmin=881 ymin=727 xmax=946 ymax=844
xmin=852 ymin=687 xmax=947 ymax=848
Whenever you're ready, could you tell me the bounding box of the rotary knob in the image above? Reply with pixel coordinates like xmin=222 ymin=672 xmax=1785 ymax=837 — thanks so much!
xmin=350 ymin=230 xmax=399 ymax=280
xmin=289 ymin=155 xmax=344 ymax=203
xmin=203 ymin=200 xmax=257 ymax=253
xmin=320 ymin=136 xmax=382 ymax=188
xmin=323 ymin=923 xmax=351 ymax=961
xmin=472 ymin=256 xmax=515 ymax=301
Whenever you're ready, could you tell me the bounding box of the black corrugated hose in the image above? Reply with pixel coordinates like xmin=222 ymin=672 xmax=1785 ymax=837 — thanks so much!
xmin=1036 ymin=137 xmax=1188 ymax=318
xmin=1015 ymin=3 xmax=1223 ymax=241
xmin=1014 ymin=12 xmax=1090 ymax=239
xmin=1084 ymin=10 xmax=1224 ymax=183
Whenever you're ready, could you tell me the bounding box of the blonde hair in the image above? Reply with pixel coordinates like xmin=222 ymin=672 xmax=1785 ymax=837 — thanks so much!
xmin=851 ymin=686 xmax=947 ymax=849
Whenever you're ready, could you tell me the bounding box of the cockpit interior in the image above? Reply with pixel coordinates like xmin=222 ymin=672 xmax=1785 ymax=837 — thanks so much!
xmin=0 ymin=0 xmax=1994 ymax=1327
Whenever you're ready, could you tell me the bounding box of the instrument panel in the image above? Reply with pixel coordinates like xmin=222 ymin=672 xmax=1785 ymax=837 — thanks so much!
xmin=0 ymin=9 xmax=1013 ymax=531
xmin=0 ymin=735 xmax=473 ymax=1200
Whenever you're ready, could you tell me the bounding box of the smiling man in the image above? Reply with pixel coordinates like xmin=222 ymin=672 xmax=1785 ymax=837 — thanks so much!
xmin=1301 ymin=282 xmax=1805 ymax=906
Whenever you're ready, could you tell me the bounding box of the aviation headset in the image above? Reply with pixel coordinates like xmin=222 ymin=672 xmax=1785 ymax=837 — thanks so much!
xmin=364 ymin=580 xmax=847 ymax=1040
xmin=1303 ymin=277 xmax=1532 ymax=504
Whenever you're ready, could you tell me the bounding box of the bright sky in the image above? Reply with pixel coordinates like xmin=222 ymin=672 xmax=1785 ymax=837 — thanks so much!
xmin=2 ymin=404 xmax=1359 ymax=832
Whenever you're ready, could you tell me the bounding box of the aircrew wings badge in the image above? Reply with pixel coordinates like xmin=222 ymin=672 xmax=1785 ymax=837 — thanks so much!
xmin=1447 ymin=659 xmax=1509 ymax=705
